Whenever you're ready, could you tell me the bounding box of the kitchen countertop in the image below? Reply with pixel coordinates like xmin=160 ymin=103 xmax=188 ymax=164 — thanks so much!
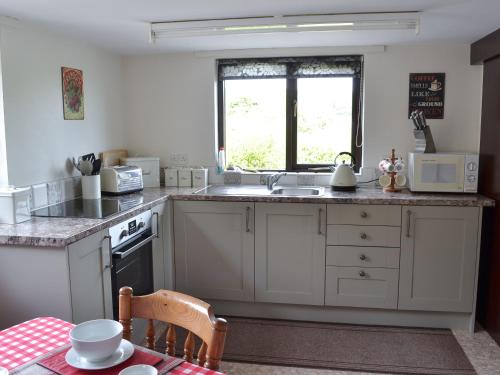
xmin=173 ymin=185 xmax=496 ymax=206
xmin=0 ymin=187 xmax=198 ymax=248
xmin=0 ymin=185 xmax=494 ymax=248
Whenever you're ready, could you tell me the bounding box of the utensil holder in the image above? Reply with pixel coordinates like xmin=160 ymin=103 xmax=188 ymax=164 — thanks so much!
xmin=82 ymin=175 xmax=101 ymax=199
xmin=413 ymin=127 xmax=436 ymax=153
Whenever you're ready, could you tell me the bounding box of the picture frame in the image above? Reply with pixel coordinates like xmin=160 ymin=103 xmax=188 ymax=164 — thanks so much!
xmin=61 ymin=67 xmax=84 ymax=120
xmin=408 ymin=73 xmax=445 ymax=119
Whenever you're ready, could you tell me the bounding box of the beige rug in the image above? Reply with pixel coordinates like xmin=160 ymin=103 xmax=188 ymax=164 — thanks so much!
xmin=156 ymin=317 xmax=476 ymax=375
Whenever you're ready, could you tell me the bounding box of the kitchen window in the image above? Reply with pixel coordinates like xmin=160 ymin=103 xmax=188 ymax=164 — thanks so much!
xmin=217 ymin=55 xmax=363 ymax=172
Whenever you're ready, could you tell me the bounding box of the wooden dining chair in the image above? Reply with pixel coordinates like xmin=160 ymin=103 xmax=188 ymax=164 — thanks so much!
xmin=118 ymin=287 xmax=228 ymax=370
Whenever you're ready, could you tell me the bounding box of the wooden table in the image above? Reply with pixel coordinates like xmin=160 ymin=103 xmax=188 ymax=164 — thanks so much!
xmin=0 ymin=317 xmax=224 ymax=375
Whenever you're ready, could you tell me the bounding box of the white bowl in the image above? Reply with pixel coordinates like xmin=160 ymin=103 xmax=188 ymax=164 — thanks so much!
xmin=119 ymin=365 xmax=158 ymax=375
xmin=70 ymin=319 xmax=123 ymax=362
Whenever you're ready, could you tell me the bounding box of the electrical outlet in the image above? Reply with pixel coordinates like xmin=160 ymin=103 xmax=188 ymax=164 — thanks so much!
xmin=169 ymin=153 xmax=188 ymax=166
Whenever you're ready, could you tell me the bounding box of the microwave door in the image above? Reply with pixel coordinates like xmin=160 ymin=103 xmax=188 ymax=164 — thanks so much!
xmin=416 ymin=157 xmax=465 ymax=192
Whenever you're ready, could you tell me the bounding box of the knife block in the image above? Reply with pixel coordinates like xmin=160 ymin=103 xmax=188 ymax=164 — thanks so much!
xmin=413 ymin=127 xmax=436 ymax=153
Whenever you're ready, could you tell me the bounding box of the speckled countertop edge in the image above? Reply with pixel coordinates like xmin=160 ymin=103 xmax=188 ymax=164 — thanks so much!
xmin=0 ymin=187 xmax=198 ymax=248
xmin=172 ymin=185 xmax=496 ymax=207
xmin=0 ymin=186 xmax=494 ymax=248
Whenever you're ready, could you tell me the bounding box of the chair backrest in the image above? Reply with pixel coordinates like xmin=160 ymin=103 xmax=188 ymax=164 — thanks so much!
xmin=119 ymin=287 xmax=227 ymax=370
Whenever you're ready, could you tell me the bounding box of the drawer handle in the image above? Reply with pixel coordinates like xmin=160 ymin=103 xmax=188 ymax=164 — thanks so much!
xmin=406 ymin=210 xmax=412 ymax=238
xmin=360 ymin=232 xmax=367 ymax=240
xmin=245 ymin=207 xmax=251 ymax=233
xmin=359 ymin=254 xmax=367 ymax=261
xmin=360 ymin=211 xmax=368 ymax=218
xmin=359 ymin=270 xmax=367 ymax=277
xmin=318 ymin=208 xmax=323 ymax=235
xmin=103 ymin=235 xmax=113 ymax=271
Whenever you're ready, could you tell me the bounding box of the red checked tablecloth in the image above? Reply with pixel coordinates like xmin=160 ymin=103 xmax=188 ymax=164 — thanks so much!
xmin=0 ymin=317 xmax=224 ymax=375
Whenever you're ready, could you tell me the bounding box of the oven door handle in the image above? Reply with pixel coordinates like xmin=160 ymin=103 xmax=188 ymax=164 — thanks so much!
xmin=113 ymin=233 xmax=155 ymax=259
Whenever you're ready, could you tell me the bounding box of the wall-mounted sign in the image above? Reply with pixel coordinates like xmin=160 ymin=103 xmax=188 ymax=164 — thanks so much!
xmin=408 ymin=73 xmax=445 ymax=119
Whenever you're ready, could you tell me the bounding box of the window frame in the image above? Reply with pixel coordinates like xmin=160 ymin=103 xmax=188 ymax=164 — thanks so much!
xmin=217 ymin=56 xmax=363 ymax=172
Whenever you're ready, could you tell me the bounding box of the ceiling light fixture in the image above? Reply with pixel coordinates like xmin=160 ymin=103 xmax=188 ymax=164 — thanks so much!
xmin=149 ymin=12 xmax=420 ymax=42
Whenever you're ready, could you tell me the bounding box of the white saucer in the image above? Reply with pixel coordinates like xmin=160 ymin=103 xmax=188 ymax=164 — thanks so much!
xmin=66 ymin=339 xmax=134 ymax=370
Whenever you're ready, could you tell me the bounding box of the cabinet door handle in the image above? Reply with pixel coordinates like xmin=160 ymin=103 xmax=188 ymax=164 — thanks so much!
xmin=153 ymin=212 xmax=160 ymax=238
xmin=406 ymin=210 xmax=412 ymax=238
xmin=359 ymin=270 xmax=367 ymax=277
xmin=245 ymin=207 xmax=251 ymax=233
xmin=360 ymin=232 xmax=367 ymax=240
xmin=360 ymin=211 xmax=368 ymax=218
xmin=359 ymin=254 xmax=367 ymax=261
xmin=318 ymin=208 xmax=323 ymax=235
xmin=103 ymin=235 xmax=113 ymax=270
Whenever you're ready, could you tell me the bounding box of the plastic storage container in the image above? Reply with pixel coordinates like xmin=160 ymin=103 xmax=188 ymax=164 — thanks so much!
xmin=0 ymin=187 xmax=31 ymax=224
xmin=217 ymin=147 xmax=225 ymax=174
xmin=121 ymin=157 xmax=160 ymax=188
xmin=164 ymin=168 xmax=178 ymax=187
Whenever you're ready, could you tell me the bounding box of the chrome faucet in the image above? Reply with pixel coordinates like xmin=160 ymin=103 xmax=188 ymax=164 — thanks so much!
xmin=266 ymin=172 xmax=287 ymax=190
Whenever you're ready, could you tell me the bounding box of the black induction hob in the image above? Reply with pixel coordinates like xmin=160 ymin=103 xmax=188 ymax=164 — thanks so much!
xmin=31 ymin=195 xmax=144 ymax=219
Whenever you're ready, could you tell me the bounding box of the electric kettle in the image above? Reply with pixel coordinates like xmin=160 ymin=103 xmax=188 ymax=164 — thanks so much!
xmin=330 ymin=152 xmax=357 ymax=191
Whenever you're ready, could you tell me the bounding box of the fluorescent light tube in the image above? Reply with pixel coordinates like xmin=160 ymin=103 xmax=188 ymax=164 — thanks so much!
xmin=224 ymin=25 xmax=288 ymax=31
xmin=296 ymin=22 xmax=355 ymax=28
xmin=150 ymin=12 xmax=420 ymax=42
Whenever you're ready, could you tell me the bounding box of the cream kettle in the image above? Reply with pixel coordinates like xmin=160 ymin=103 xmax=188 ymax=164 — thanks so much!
xmin=330 ymin=152 xmax=357 ymax=191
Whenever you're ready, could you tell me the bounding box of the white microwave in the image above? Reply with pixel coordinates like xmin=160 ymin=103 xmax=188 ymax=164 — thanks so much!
xmin=408 ymin=152 xmax=479 ymax=193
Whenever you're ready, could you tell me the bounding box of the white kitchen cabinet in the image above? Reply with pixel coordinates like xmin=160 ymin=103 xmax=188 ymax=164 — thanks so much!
xmin=174 ymin=201 xmax=255 ymax=301
xmin=327 ymin=225 xmax=401 ymax=247
xmin=255 ymin=203 xmax=326 ymax=305
xmin=152 ymin=203 xmax=166 ymax=291
xmin=326 ymin=246 xmax=400 ymax=269
xmin=398 ymin=206 xmax=480 ymax=312
xmin=325 ymin=266 xmax=399 ymax=309
xmin=327 ymin=204 xmax=401 ymax=226
xmin=68 ymin=229 xmax=113 ymax=323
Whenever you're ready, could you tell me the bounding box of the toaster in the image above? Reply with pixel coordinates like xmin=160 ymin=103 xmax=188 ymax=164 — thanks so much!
xmin=100 ymin=166 xmax=143 ymax=195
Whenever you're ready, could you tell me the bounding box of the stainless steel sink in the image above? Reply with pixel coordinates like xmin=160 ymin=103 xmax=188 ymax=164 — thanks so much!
xmin=195 ymin=185 xmax=271 ymax=196
xmin=271 ymin=187 xmax=323 ymax=196
xmin=194 ymin=185 xmax=324 ymax=197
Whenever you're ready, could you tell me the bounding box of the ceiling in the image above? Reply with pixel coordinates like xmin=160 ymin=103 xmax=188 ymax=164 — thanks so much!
xmin=0 ymin=0 xmax=499 ymax=55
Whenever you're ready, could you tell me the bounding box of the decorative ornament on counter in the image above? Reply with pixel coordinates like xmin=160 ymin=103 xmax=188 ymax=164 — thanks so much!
xmin=379 ymin=149 xmax=406 ymax=193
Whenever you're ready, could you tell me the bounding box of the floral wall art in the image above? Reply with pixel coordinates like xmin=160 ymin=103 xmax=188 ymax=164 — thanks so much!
xmin=61 ymin=67 xmax=84 ymax=120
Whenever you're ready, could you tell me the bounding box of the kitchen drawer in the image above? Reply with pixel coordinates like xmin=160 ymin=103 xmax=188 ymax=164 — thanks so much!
xmin=327 ymin=225 xmax=401 ymax=247
xmin=325 ymin=266 xmax=399 ymax=309
xmin=326 ymin=246 xmax=400 ymax=268
xmin=327 ymin=204 xmax=401 ymax=226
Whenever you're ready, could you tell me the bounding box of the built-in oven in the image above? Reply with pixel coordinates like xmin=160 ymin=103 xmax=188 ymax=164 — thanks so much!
xmin=109 ymin=210 xmax=158 ymax=320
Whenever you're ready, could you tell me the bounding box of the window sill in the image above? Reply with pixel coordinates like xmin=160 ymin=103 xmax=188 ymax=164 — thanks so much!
xmin=213 ymin=167 xmax=376 ymax=186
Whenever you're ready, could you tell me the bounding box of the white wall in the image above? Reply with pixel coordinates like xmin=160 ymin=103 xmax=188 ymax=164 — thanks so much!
xmin=0 ymin=41 xmax=7 ymax=187
xmin=123 ymin=54 xmax=217 ymax=168
xmin=363 ymin=45 xmax=482 ymax=165
xmin=123 ymin=44 xmax=483 ymax=174
xmin=0 ymin=23 xmax=125 ymax=187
